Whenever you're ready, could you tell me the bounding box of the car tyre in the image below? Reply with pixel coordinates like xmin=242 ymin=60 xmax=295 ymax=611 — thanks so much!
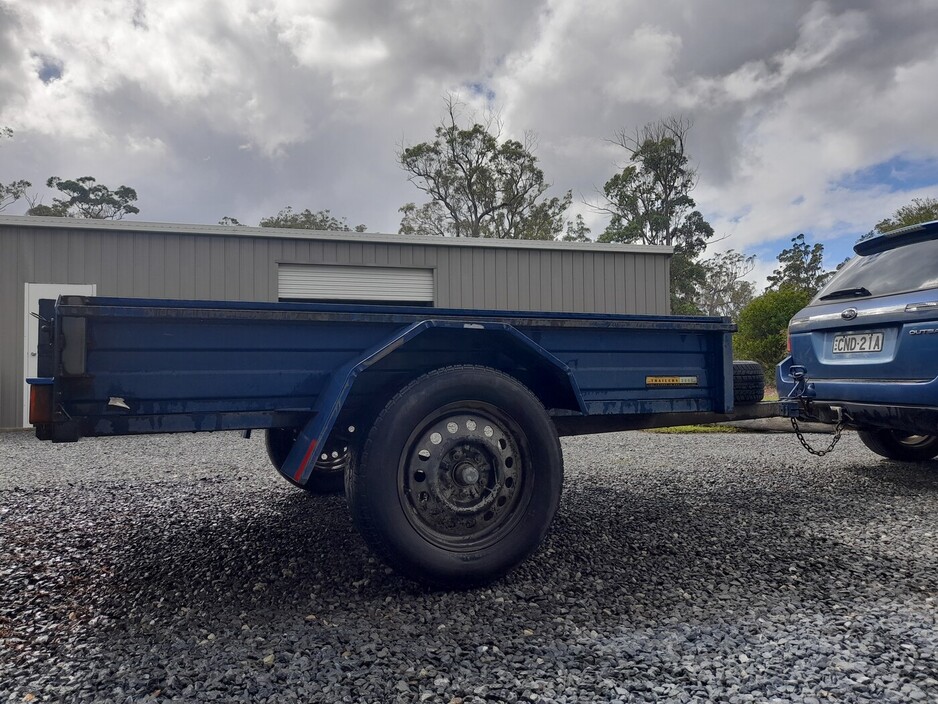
xmin=857 ymin=429 xmax=938 ymax=462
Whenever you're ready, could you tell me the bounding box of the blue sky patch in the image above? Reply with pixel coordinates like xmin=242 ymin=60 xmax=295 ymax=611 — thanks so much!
xmin=36 ymin=55 xmax=63 ymax=84
xmin=834 ymin=155 xmax=938 ymax=192
xmin=747 ymin=230 xmax=857 ymax=278
xmin=727 ymin=205 xmax=752 ymax=224
xmin=466 ymin=82 xmax=496 ymax=103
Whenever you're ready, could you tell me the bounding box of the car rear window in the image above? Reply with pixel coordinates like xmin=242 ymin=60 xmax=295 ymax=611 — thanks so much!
xmin=812 ymin=237 xmax=938 ymax=304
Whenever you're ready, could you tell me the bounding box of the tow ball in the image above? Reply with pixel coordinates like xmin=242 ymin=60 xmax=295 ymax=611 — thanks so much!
xmin=787 ymin=366 xmax=845 ymax=457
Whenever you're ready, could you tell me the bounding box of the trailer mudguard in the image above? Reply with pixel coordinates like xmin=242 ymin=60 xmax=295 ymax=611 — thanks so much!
xmin=282 ymin=319 xmax=586 ymax=486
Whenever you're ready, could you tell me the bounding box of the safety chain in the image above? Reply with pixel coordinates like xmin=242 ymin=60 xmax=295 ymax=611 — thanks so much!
xmin=791 ymin=417 xmax=844 ymax=456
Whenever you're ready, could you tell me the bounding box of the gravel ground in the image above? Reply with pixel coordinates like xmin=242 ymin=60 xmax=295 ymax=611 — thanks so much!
xmin=1 ymin=429 xmax=936 ymax=703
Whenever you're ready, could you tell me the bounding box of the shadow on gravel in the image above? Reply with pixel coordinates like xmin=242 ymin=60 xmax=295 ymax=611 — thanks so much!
xmin=843 ymin=458 xmax=938 ymax=490
xmin=5 ymin=433 xmax=937 ymax=703
xmin=4 ymin=463 xmax=937 ymax=704
xmin=550 ymin=485 xmax=933 ymax=604
xmin=91 ymin=476 xmax=937 ymax=629
xmin=102 ymin=488 xmax=374 ymax=612
xmin=4 ymin=456 xmax=935 ymax=646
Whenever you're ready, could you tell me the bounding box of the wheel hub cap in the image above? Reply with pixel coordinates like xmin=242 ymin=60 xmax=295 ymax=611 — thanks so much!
xmin=454 ymin=462 xmax=480 ymax=486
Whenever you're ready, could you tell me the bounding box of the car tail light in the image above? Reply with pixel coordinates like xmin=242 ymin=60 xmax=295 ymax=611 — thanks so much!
xmin=786 ymin=333 xmax=791 ymax=353
xmin=29 ymin=384 xmax=53 ymax=424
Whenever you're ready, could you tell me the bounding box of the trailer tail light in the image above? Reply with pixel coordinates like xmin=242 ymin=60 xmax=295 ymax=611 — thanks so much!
xmin=29 ymin=384 xmax=53 ymax=424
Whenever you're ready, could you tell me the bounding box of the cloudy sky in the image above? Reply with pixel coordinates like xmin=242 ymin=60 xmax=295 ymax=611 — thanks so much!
xmin=1 ymin=0 xmax=937 ymax=285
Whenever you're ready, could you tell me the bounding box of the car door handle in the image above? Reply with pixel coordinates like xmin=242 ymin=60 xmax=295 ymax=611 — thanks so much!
xmin=905 ymin=302 xmax=938 ymax=312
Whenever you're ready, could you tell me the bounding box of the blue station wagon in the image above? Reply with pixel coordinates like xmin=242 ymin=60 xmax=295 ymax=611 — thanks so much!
xmin=778 ymin=219 xmax=938 ymax=461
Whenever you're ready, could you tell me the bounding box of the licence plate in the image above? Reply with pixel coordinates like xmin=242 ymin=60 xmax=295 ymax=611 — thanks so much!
xmin=832 ymin=332 xmax=884 ymax=354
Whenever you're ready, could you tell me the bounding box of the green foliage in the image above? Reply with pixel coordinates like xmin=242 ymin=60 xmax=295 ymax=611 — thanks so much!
xmin=398 ymin=97 xmax=570 ymax=239
xmin=399 ymin=201 xmax=449 ymax=237
xmin=259 ymin=207 xmax=366 ymax=232
xmin=596 ymin=116 xmax=714 ymax=313
xmin=697 ymin=250 xmax=756 ymax=320
xmin=874 ymin=196 xmax=938 ymax=233
xmin=597 ymin=120 xmax=698 ymax=246
xmin=517 ymin=193 xmax=573 ymax=240
xmin=218 ymin=216 xmax=243 ymax=226
xmin=766 ymin=233 xmax=831 ymax=295
xmin=24 ymin=203 xmax=63 ymax=217
xmin=669 ymin=252 xmax=704 ymax=315
xmin=27 ymin=176 xmax=139 ymax=219
xmin=734 ymin=288 xmax=811 ymax=374
xmin=0 ymin=178 xmax=31 ymax=212
xmin=0 ymin=128 xmax=31 ymax=212
xmin=596 ymin=116 xmax=707 ymax=246
xmin=561 ymin=214 xmax=591 ymax=242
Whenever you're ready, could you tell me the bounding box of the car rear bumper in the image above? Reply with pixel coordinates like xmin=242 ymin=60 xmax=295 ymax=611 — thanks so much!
xmin=778 ymin=397 xmax=938 ymax=435
xmin=777 ymin=355 xmax=938 ymax=404
xmin=776 ymin=356 xmax=938 ymax=434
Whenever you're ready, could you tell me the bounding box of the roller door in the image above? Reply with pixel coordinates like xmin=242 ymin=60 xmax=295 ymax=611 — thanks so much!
xmin=278 ymin=264 xmax=434 ymax=303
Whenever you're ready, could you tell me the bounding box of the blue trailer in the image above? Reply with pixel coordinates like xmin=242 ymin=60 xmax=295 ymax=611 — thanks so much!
xmin=27 ymin=296 xmax=769 ymax=586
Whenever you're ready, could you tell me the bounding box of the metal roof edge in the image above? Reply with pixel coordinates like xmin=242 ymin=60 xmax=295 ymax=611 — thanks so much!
xmin=0 ymin=214 xmax=674 ymax=255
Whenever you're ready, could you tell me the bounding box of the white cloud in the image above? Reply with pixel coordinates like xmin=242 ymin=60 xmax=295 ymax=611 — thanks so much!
xmin=271 ymin=9 xmax=389 ymax=72
xmin=698 ymin=42 xmax=938 ymax=252
xmin=125 ymin=135 xmax=167 ymax=156
xmin=679 ymin=2 xmax=870 ymax=106
xmin=603 ymin=25 xmax=682 ymax=105
xmin=0 ymin=0 xmax=936 ymax=288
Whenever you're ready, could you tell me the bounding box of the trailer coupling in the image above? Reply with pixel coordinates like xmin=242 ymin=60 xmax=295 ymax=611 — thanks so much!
xmin=776 ymin=364 xmax=846 ymax=457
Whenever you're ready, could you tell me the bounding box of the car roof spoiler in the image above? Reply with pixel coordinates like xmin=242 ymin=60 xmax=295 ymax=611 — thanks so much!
xmin=854 ymin=219 xmax=938 ymax=256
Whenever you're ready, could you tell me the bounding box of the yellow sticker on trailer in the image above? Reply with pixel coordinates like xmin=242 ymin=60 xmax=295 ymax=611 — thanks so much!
xmin=645 ymin=375 xmax=699 ymax=387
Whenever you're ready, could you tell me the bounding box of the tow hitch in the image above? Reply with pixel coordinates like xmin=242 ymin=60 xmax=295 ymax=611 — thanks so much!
xmin=785 ymin=365 xmax=846 ymax=457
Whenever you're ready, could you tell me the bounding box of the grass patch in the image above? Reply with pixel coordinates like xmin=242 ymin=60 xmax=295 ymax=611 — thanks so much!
xmin=644 ymin=424 xmax=741 ymax=434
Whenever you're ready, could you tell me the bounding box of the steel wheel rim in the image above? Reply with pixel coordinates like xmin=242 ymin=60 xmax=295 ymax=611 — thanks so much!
xmin=313 ymin=444 xmax=350 ymax=475
xmin=398 ymin=403 xmax=530 ymax=551
xmin=891 ymin=432 xmax=935 ymax=448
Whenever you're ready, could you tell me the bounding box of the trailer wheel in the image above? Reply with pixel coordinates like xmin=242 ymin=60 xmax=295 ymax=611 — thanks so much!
xmin=347 ymin=365 xmax=563 ymax=588
xmin=732 ymin=360 xmax=765 ymax=405
xmin=857 ymin=429 xmax=938 ymax=462
xmin=265 ymin=428 xmax=347 ymax=495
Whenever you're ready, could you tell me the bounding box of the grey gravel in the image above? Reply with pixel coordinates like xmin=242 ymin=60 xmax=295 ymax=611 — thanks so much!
xmin=1 ymin=429 xmax=936 ymax=703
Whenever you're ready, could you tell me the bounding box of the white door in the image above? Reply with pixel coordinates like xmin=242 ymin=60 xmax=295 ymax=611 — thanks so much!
xmin=23 ymin=283 xmax=96 ymax=426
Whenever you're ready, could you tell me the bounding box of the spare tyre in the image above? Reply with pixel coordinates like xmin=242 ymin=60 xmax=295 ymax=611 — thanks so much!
xmin=733 ymin=360 xmax=765 ymax=405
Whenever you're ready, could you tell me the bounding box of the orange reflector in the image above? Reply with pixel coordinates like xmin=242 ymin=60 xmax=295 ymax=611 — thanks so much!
xmin=29 ymin=385 xmax=53 ymax=425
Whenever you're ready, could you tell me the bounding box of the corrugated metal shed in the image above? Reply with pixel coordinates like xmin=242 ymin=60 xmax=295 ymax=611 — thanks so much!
xmin=0 ymin=215 xmax=672 ymax=428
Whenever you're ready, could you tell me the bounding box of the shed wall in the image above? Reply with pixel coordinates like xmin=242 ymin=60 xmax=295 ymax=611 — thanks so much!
xmin=0 ymin=222 xmax=670 ymax=428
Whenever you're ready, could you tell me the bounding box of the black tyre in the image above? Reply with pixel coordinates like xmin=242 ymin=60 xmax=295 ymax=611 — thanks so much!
xmin=857 ymin=429 xmax=938 ymax=462
xmin=733 ymin=360 xmax=765 ymax=405
xmin=265 ymin=427 xmax=347 ymax=495
xmin=347 ymin=365 xmax=564 ymax=588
